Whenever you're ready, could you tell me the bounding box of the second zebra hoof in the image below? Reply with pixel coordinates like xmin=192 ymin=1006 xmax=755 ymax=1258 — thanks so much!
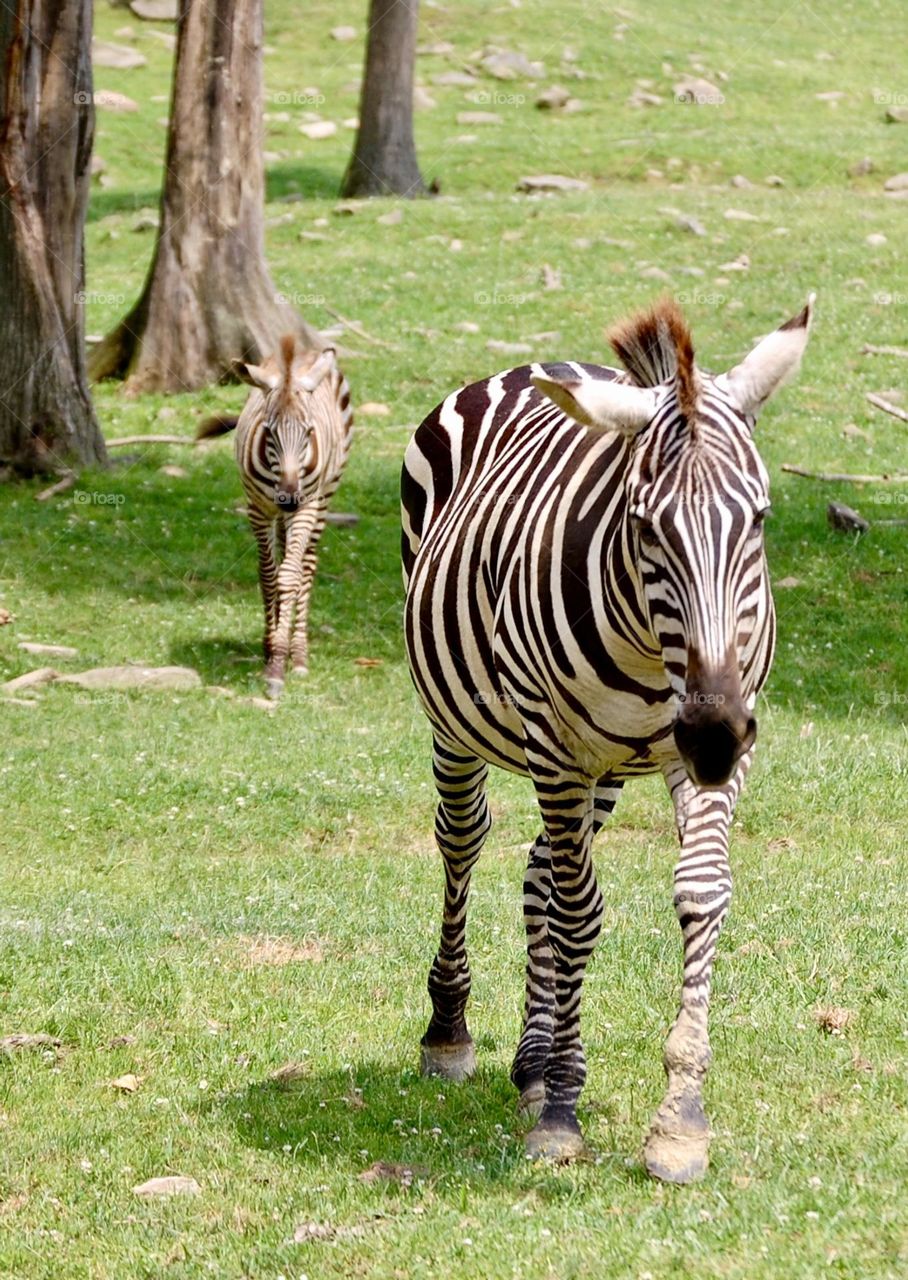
xmin=643 ymin=1130 xmax=709 ymax=1184
xmin=525 ymin=1121 xmax=585 ymax=1163
xmin=291 ymin=665 xmax=309 ymax=677
xmin=265 ymin=678 xmax=285 ymax=701
xmin=517 ymin=1081 xmax=545 ymax=1122
xmin=419 ymin=1040 xmax=476 ymax=1082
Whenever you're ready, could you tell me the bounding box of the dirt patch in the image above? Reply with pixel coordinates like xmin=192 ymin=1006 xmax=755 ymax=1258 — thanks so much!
xmin=236 ymin=935 xmax=325 ymax=967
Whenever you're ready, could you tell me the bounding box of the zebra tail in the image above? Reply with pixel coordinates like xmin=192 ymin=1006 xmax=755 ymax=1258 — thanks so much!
xmin=196 ymin=413 xmax=240 ymax=440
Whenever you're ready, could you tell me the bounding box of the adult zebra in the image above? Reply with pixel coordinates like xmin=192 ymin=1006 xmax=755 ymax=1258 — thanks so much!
xmin=199 ymin=338 xmax=352 ymax=698
xmin=401 ymin=296 xmax=813 ymax=1182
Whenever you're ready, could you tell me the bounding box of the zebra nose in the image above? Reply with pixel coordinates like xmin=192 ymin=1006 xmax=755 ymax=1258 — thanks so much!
xmin=674 ymin=698 xmax=756 ymax=788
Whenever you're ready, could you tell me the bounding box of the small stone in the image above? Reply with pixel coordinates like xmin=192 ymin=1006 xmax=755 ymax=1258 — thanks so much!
xmin=342 ymin=117 xmax=358 ymax=130
xmin=842 ymin=423 xmax=871 ymax=443
xmin=536 ymin=85 xmax=571 ymax=110
xmin=357 ymin=402 xmax=390 ymax=417
xmin=827 ymin=502 xmax=869 ymax=534
xmin=815 ymin=90 xmax=845 ymax=101
xmin=133 ymin=1176 xmax=200 ymax=1198
xmin=416 ymin=41 xmax=454 ymax=56
xmin=456 ymin=111 xmax=501 ymax=126
xmin=848 ymin=157 xmax=874 ymax=177
xmin=640 ymin=265 xmax=672 ymax=281
xmin=716 ymin=253 xmax=750 ymax=272
xmin=765 ymin=174 xmax=785 ymax=186
xmin=673 ymin=77 xmax=724 ymax=105
xmin=883 ymin=172 xmax=908 ymax=192
xmin=481 ymin=50 xmax=544 ymax=81
xmin=676 ymin=214 xmax=707 ymax=236
xmin=91 ymin=40 xmax=146 ymax=70
xmin=129 ymin=0 xmax=177 ymax=18
xmin=145 ymin=29 xmax=176 ymax=50
xmin=159 ymin=465 xmax=187 ymax=478
xmin=377 ymin=207 xmax=402 ymax=226
xmin=56 ymin=665 xmax=201 ymax=691
xmin=517 ymin=173 xmax=589 ymax=192
xmin=628 ymin=89 xmax=663 ymax=107
xmin=776 ymin=576 xmax=802 ymax=589
xmin=132 ymin=213 xmax=159 ymax=233
xmin=730 ymin=173 xmax=753 ymax=188
xmin=330 ymin=25 xmax=356 ymax=41
xmin=432 ymin=71 xmax=477 ymax=88
xmin=455 ymin=321 xmax=480 ymax=333
xmin=724 ymin=208 xmax=760 ymax=221
xmin=18 ymin=643 xmax=77 ymax=658
xmin=885 ymin=106 xmax=908 ymax=124
xmin=300 ymin=121 xmax=337 ymax=140
xmin=486 ymin=340 xmax=533 ymax=355
xmin=93 ymin=90 xmax=139 ymax=113
xmin=413 ymin=86 xmax=436 ymax=110
xmin=866 ymin=233 xmax=887 ymax=247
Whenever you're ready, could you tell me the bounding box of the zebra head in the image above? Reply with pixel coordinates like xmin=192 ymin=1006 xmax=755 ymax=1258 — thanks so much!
xmin=238 ymin=341 xmax=336 ymax=510
xmin=532 ymin=296 xmax=814 ymax=788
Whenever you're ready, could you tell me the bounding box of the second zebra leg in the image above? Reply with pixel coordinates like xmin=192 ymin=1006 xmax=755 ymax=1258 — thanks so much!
xmin=290 ymin=509 xmax=326 ymax=676
xmin=420 ymin=740 xmax=491 ymax=1082
xmin=264 ymin=509 xmax=313 ymax=699
xmin=249 ymin=509 xmax=280 ymax=672
xmin=511 ymin=777 xmax=623 ymax=1122
xmin=643 ymin=764 xmax=744 ymax=1184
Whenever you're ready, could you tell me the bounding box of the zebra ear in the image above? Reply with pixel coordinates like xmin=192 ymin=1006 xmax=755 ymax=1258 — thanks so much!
xmin=722 ymin=293 xmax=815 ymax=415
xmin=531 ymin=374 xmax=657 ymax=436
xmin=237 ymin=362 xmax=281 ymax=392
xmin=296 ymin=347 xmax=336 ymax=393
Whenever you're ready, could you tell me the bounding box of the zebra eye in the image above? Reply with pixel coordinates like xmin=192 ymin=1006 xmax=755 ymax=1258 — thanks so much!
xmin=635 ymin=519 xmax=659 ymax=550
xmin=752 ymin=507 xmax=770 ymax=530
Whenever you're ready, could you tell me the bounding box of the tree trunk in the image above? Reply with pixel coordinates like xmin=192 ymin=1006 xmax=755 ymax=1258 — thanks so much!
xmin=0 ymin=0 xmax=107 ymax=475
xmin=89 ymin=0 xmax=322 ymax=394
xmin=340 ymin=0 xmax=426 ymax=198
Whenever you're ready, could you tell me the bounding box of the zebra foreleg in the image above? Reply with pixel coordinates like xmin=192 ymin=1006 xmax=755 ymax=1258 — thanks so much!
xmin=249 ymin=511 xmax=280 ymax=668
xmin=420 ymin=740 xmax=491 ymax=1082
xmin=511 ymin=779 xmax=622 ymax=1121
xmin=643 ymin=766 xmax=742 ymax=1184
xmin=290 ymin=511 xmax=326 ymax=676
xmin=264 ymin=510 xmax=314 ymax=699
xmin=523 ymin=772 xmax=601 ymax=1162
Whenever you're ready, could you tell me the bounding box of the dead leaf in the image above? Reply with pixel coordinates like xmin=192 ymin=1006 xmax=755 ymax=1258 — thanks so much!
xmin=358 ymin=1160 xmax=429 ymax=1186
xmin=0 ymin=608 xmax=13 ymax=625
xmin=107 ymin=1034 xmax=137 ymax=1049
xmin=0 ymin=1193 xmax=28 ymax=1217
xmin=354 ymin=657 xmax=383 ymax=668
xmin=813 ymin=1005 xmax=854 ymax=1034
xmin=269 ymin=1061 xmax=310 ymax=1088
xmin=133 ymin=1175 xmax=201 ymax=1198
xmin=0 ymin=1033 xmax=62 ymax=1053
xmin=776 ymin=576 xmax=802 ymax=589
xmin=111 ymin=1073 xmax=142 ymax=1093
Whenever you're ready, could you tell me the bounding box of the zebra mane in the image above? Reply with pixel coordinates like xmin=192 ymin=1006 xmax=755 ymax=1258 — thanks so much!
xmin=607 ymin=297 xmax=697 ymax=423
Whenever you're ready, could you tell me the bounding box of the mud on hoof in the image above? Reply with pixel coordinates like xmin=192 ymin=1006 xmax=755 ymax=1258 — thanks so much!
xmin=525 ymin=1119 xmax=585 ymax=1163
xmin=643 ymin=1128 xmax=709 ymax=1184
xmin=419 ymin=1039 xmax=476 ymax=1082
xmin=516 ymin=1081 xmax=545 ymax=1122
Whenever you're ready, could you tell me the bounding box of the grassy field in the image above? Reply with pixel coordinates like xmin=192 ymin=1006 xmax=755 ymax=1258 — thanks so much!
xmin=2 ymin=0 xmax=908 ymax=1276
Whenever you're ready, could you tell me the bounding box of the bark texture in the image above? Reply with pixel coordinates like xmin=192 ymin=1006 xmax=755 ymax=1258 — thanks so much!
xmin=89 ymin=0 xmax=321 ymax=393
xmin=0 ymin=0 xmax=107 ymax=474
xmin=340 ymin=0 xmax=426 ymax=197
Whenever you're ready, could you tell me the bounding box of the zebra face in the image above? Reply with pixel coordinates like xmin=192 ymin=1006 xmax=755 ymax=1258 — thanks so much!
xmin=263 ymin=415 xmax=315 ymax=510
xmin=532 ymin=294 xmax=814 ymax=788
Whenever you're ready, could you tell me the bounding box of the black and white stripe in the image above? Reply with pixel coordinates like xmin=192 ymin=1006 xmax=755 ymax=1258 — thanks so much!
xmin=401 ymin=296 xmax=813 ymax=1180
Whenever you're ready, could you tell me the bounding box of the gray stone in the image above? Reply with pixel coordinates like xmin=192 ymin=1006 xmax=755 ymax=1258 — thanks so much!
xmin=129 ymin=0 xmax=177 ymax=18
xmin=92 ymin=40 xmax=147 ymax=69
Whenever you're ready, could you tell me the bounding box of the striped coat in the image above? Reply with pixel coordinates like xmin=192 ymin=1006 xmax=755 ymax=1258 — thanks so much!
xmin=401 ymin=296 xmax=813 ymax=1181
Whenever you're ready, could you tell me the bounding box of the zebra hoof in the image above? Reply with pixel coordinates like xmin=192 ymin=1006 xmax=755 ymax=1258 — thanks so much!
xmin=419 ymin=1040 xmax=476 ymax=1082
xmin=265 ymin=677 xmax=285 ymax=701
xmin=517 ymin=1081 xmax=545 ymax=1122
xmin=291 ymin=664 xmax=309 ymax=677
xmin=525 ymin=1120 xmax=585 ymax=1163
xmin=643 ymin=1129 xmax=709 ymax=1184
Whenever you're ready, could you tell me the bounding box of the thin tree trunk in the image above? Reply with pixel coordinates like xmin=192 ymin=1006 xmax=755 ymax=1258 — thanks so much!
xmin=0 ymin=0 xmax=107 ymax=475
xmin=340 ymin=0 xmax=426 ymax=198
xmin=89 ymin=0 xmax=321 ymax=393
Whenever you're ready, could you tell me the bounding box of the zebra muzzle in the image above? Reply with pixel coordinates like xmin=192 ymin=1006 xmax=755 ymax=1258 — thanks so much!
xmin=673 ymin=651 xmax=756 ymax=787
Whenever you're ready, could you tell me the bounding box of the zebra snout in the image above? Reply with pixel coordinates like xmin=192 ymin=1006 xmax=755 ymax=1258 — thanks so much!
xmin=274 ymin=481 xmax=301 ymax=510
xmin=673 ymin=697 xmax=756 ymax=788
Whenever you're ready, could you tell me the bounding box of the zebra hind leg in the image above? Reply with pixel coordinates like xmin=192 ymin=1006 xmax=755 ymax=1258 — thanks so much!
xmin=643 ymin=768 xmax=738 ymax=1184
xmin=511 ymin=779 xmax=622 ymax=1123
xmin=420 ymin=740 xmax=491 ymax=1082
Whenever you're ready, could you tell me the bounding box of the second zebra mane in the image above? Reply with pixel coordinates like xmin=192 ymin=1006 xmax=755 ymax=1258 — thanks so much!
xmin=607 ymin=297 xmax=697 ymax=423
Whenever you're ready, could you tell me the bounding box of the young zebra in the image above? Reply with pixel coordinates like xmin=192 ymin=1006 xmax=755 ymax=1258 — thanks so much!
xmin=200 ymin=337 xmax=352 ymax=698
xmin=401 ymin=296 xmax=813 ymax=1182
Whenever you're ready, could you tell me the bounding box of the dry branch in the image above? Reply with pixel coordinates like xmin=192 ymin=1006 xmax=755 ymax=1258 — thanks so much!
xmin=106 ymin=434 xmax=207 ymax=448
xmin=866 ymin=393 xmax=908 ymax=423
xmin=782 ymin=464 xmax=908 ymax=483
xmin=323 ymin=307 xmax=399 ymax=351
xmin=861 ymin=344 xmax=908 ymax=359
xmin=34 ymin=472 xmax=76 ymax=501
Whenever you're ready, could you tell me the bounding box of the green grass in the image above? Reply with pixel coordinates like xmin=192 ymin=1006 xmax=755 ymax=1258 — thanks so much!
xmin=1 ymin=0 xmax=908 ymax=1276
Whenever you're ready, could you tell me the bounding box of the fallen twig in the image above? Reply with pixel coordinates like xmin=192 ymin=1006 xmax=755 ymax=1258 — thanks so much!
xmin=323 ymin=306 xmax=398 ymax=351
xmin=866 ymin=393 xmax=908 ymax=423
xmin=106 ymin=434 xmax=207 ymax=448
xmin=861 ymin=343 xmax=908 ymax=359
xmin=34 ymin=472 xmax=75 ymax=501
xmin=782 ymin=464 xmax=908 ymax=483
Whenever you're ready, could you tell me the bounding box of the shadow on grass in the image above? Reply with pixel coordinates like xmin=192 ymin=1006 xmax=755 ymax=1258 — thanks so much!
xmin=169 ymin=636 xmax=263 ymax=686
xmin=265 ymin=162 xmax=342 ymax=202
xmin=217 ymin=1060 xmax=628 ymax=1197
